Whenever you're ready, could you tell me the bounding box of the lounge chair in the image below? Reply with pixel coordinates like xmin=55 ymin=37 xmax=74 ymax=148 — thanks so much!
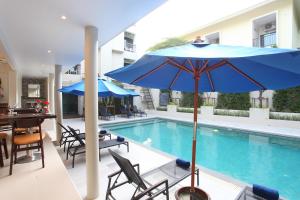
xmin=132 ymin=105 xmax=147 ymax=117
xmin=57 ymin=122 xmax=112 ymax=152
xmin=67 ymin=126 xmax=129 ymax=168
xmin=235 ymin=185 xmax=284 ymax=200
xmin=99 ymin=106 xmax=115 ymax=120
xmin=106 ymin=150 xmax=199 ymax=200
xmin=120 ymin=106 xmax=133 ymax=118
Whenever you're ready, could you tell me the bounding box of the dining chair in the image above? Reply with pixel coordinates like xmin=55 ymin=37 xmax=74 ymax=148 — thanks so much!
xmin=9 ymin=118 xmax=45 ymax=175
xmin=0 ymin=132 xmax=8 ymax=167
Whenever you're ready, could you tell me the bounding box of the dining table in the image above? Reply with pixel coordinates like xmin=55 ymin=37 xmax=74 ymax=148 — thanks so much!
xmin=0 ymin=113 xmax=56 ymax=162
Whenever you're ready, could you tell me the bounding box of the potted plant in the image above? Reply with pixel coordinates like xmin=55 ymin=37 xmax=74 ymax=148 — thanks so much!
xmin=35 ymin=99 xmax=49 ymax=113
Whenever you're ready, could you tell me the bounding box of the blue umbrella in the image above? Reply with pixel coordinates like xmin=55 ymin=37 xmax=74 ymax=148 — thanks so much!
xmin=105 ymin=43 xmax=300 ymax=193
xmin=59 ymin=78 xmax=139 ymax=97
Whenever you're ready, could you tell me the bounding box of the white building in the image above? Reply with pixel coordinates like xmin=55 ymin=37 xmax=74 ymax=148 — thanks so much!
xmin=183 ymin=0 xmax=300 ymax=108
xmin=62 ymin=26 xmax=157 ymax=117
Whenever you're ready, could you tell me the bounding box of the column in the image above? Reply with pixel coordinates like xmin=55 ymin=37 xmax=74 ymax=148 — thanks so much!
xmin=84 ymin=26 xmax=99 ymax=200
xmin=55 ymin=65 xmax=63 ymax=143
xmin=48 ymin=73 xmax=55 ymax=113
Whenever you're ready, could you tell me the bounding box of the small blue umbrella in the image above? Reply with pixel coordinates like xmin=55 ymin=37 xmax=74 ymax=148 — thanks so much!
xmin=105 ymin=43 xmax=300 ymax=192
xmin=58 ymin=78 xmax=139 ymax=98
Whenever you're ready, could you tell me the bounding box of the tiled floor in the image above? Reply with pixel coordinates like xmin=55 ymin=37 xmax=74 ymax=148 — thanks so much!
xmin=0 ymin=136 xmax=81 ymax=200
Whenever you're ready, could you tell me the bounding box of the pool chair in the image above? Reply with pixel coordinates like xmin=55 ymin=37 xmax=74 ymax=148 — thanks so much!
xmin=106 ymin=150 xmax=200 ymax=200
xmin=67 ymin=126 xmax=129 ymax=168
xmin=235 ymin=185 xmax=284 ymax=200
xmin=120 ymin=105 xmax=133 ymax=118
xmin=99 ymin=106 xmax=115 ymax=120
xmin=132 ymin=105 xmax=147 ymax=117
xmin=57 ymin=122 xmax=112 ymax=152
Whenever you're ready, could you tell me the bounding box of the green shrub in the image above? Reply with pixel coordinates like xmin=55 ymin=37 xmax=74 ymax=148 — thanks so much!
xmin=273 ymin=86 xmax=300 ymax=113
xmin=180 ymin=92 xmax=203 ymax=107
xmin=148 ymin=37 xmax=189 ymax=52
xmin=217 ymin=93 xmax=250 ymax=110
xmin=214 ymin=109 xmax=249 ymax=117
xmin=177 ymin=107 xmax=194 ymax=113
xmin=156 ymin=106 xmax=167 ymax=111
xmin=270 ymin=113 xmax=300 ymax=121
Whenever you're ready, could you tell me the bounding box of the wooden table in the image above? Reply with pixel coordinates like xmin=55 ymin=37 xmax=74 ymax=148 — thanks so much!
xmin=0 ymin=113 xmax=56 ymax=122
xmin=0 ymin=113 xmax=56 ymax=162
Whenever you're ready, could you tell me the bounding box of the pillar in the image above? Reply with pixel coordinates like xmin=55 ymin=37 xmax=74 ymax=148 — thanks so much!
xmin=48 ymin=73 xmax=55 ymax=113
xmin=84 ymin=25 xmax=99 ymax=200
xmin=55 ymin=64 xmax=63 ymax=143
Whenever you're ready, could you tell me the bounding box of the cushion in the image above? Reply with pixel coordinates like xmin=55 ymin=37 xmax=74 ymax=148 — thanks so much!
xmin=117 ymin=136 xmax=125 ymax=142
xmin=253 ymin=184 xmax=279 ymax=200
xmin=176 ymin=158 xmax=190 ymax=169
xmin=14 ymin=132 xmax=46 ymax=145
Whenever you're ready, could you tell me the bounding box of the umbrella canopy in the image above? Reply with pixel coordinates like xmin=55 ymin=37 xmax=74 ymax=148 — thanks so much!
xmin=105 ymin=43 xmax=300 ymax=191
xmin=59 ymin=78 xmax=139 ymax=98
xmin=106 ymin=43 xmax=300 ymax=93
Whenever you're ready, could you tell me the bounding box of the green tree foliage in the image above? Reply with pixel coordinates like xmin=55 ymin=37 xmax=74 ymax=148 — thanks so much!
xmin=273 ymin=86 xmax=300 ymax=113
xmin=217 ymin=93 xmax=251 ymax=110
xmin=180 ymin=92 xmax=203 ymax=108
xmin=148 ymin=37 xmax=189 ymax=52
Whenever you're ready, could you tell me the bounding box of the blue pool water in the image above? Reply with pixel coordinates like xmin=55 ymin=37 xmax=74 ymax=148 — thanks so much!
xmin=103 ymin=119 xmax=300 ymax=200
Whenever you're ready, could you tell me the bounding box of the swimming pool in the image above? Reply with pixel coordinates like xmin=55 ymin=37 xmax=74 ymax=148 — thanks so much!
xmin=103 ymin=118 xmax=300 ymax=200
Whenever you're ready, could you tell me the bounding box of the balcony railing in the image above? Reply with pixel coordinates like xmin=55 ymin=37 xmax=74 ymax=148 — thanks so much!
xmin=65 ymin=65 xmax=81 ymax=75
xmin=124 ymin=41 xmax=136 ymax=52
xmin=251 ymin=97 xmax=269 ymax=108
xmin=253 ymin=32 xmax=276 ymax=47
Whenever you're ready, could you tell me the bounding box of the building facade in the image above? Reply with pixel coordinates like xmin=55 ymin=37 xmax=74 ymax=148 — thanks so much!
xmin=183 ymin=0 xmax=300 ymax=108
xmin=62 ymin=26 xmax=157 ymax=117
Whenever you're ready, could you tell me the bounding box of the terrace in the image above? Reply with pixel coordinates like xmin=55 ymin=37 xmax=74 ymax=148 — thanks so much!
xmin=1 ymin=0 xmax=300 ymax=200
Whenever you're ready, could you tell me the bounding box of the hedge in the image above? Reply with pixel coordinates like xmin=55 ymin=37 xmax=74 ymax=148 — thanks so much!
xmin=180 ymin=92 xmax=203 ymax=107
xmin=216 ymin=93 xmax=250 ymax=110
xmin=273 ymin=86 xmax=300 ymax=113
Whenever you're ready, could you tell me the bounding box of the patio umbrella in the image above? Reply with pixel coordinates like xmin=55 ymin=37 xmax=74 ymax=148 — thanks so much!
xmin=105 ymin=43 xmax=300 ymax=194
xmin=58 ymin=78 xmax=139 ymax=98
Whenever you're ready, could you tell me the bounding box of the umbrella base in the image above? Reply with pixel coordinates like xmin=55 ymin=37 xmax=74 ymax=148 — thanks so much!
xmin=175 ymin=187 xmax=210 ymax=200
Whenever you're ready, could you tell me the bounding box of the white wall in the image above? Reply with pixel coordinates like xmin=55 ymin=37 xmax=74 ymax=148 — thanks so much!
xmin=185 ymin=0 xmax=294 ymax=48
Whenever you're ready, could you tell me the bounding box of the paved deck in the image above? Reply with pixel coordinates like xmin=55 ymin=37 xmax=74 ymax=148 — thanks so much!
xmin=60 ymin=111 xmax=300 ymax=199
xmin=0 ymin=136 xmax=82 ymax=200
xmin=61 ymin=117 xmax=243 ymax=200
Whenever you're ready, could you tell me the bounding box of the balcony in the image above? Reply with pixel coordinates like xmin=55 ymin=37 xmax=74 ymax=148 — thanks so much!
xmin=253 ymin=32 xmax=276 ymax=48
xmin=124 ymin=41 xmax=136 ymax=52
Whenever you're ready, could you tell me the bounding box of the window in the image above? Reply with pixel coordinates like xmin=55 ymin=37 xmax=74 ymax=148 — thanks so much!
xmin=252 ymin=13 xmax=277 ymax=47
xmin=204 ymin=32 xmax=220 ymax=44
xmin=124 ymin=58 xmax=135 ymax=66
xmin=124 ymin=32 xmax=136 ymax=52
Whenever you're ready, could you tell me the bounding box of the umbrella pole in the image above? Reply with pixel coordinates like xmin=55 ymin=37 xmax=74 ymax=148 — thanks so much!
xmin=191 ymin=76 xmax=199 ymax=190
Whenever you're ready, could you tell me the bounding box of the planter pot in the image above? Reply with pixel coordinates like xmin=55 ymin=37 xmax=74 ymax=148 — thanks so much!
xmin=167 ymin=104 xmax=177 ymax=113
xmin=175 ymin=187 xmax=210 ymax=200
xmin=249 ymin=108 xmax=270 ymax=120
xmin=200 ymin=106 xmax=214 ymax=117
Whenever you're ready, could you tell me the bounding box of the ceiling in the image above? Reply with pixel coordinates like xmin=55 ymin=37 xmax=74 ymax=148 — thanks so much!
xmin=0 ymin=0 xmax=166 ymax=76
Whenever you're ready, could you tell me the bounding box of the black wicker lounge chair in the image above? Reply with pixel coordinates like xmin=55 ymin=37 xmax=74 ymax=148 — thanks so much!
xmin=235 ymin=185 xmax=284 ymax=200
xmin=67 ymin=126 xmax=129 ymax=168
xmin=99 ymin=106 xmax=115 ymax=120
xmin=106 ymin=150 xmax=199 ymax=200
xmin=57 ymin=122 xmax=112 ymax=152
xmin=120 ymin=105 xmax=133 ymax=118
xmin=132 ymin=105 xmax=147 ymax=117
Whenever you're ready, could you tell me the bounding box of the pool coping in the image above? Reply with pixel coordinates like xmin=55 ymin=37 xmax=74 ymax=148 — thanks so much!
xmin=100 ymin=115 xmax=300 ymax=141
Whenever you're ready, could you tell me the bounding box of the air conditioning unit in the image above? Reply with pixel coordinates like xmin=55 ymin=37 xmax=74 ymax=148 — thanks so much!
xmin=264 ymin=23 xmax=275 ymax=31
